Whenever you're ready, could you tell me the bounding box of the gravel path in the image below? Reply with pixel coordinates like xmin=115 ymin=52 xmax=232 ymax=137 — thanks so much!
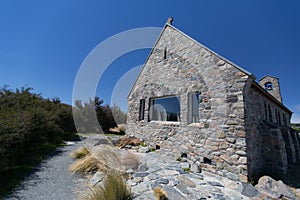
xmin=4 ymin=141 xmax=85 ymax=200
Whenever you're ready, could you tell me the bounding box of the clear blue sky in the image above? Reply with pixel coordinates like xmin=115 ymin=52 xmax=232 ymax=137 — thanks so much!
xmin=0 ymin=1 xmax=300 ymax=122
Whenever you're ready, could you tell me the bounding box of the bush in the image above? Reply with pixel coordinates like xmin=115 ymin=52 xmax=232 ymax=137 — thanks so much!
xmin=87 ymin=171 xmax=131 ymax=200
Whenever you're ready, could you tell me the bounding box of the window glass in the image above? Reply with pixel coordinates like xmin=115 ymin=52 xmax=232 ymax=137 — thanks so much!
xmin=139 ymin=99 xmax=145 ymax=121
xmin=149 ymin=96 xmax=180 ymax=122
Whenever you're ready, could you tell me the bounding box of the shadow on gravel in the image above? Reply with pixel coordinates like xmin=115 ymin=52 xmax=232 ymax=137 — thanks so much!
xmin=0 ymin=144 xmax=73 ymax=199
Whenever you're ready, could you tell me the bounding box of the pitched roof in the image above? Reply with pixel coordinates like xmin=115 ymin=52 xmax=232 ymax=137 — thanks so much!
xmin=128 ymin=21 xmax=255 ymax=98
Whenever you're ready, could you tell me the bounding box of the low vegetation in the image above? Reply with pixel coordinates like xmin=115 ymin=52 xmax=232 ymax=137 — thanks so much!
xmin=153 ymin=187 xmax=168 ymax=200
xmin=69 ymin=146 xmax=123 ymax=174
xmin=70 ymin=146 xmax=91 ymax=159
xmin=87 ymin=171 xmax=131 ymax=200
xmin=109 ymin=124 xmax=126 ymax=134
xmin=69 ymin=145 xmax=143 ymax=199
xmin=0 ymin=86 xmax=78 ymax=198
xmin=118 ymin=136 xmax=141 ymax=148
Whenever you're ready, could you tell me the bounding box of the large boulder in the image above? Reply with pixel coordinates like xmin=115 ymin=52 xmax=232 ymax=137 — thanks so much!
xmin=255 ymin=176 xmax=296 ymax=199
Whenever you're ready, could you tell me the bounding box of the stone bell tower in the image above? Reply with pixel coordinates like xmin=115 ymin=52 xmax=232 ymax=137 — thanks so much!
xmin=259 ymin=75 xmax=282 ymax=103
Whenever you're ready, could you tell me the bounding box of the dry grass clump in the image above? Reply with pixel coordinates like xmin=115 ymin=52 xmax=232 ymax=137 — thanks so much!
xmin=120 ymin=151 xmax=140 ymax=170
xmin=87 ymin=171 xmax=132 ymax=200
xmin=70 ymin=146 xmax=91 ymax=159
xmin=109 ymin=124 xmax=126 ymax=134
xmin=69 ymin=146 xmax=123 ymax=174
xmin=117 ymin=124 xmax=126 ymax=132
xmin=69 ymin=154 xmax=103 ymax=174
xmin=118 ymin=137 xmax=141 ymax=148
xmin=153 ymin=187 xmax=168 ymax=200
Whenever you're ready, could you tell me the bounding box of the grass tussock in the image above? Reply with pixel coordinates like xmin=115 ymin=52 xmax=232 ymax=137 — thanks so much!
xmin=87 ymin=171 xmax=132 ymax=200
xmin=109 ymin=124 xmax=126 ymax=134
xmin=69 ymin=146 xmax=123 ymax=174
xmin=70 ymin=146 xmax=91 ymax=159
xmin=69 ymin=154 xmax=102 ymax=174
xmin=153 ymin=187 xmax=168 ymax=200
xmin=121 ymin=151 xmax=140 ymax=170
xmin=118 ymin=137 xmax=141 ymax=148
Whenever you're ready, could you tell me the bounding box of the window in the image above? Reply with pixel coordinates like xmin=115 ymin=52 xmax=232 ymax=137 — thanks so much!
xmin=264 ymin=103 xmax=268 ymax=120
xmin=139 ymin=99 xmax=145 ymax=121
xmin=278 ymin=111 xmax=281 ymax=125
xmin=268 ymin=104 xmax=273 ymax=122
xmin=265 ymin=82 xmax=273 ymax=91
xmin=149 ymin=96 xmax=180 ymax=122
xmin=188 ymin=92 xmax=200 ymax=123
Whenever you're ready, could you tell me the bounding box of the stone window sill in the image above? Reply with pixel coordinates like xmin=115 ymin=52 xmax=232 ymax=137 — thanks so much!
xmin=149 ymin=121 xmax=180 ymax=126
xmin=187 ymin=123 xmax=202 ymax=127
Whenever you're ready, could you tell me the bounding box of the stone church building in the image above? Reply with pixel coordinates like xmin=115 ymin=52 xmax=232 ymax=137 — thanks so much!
xmin=127 ymin=19 xmax=300 ymax=182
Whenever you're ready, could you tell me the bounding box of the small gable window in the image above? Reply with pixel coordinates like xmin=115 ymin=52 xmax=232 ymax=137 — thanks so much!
xmin=265 ymin=82 xmax=273 ymax=91
xmin=139 ymin=99 xmax=145 ymax=121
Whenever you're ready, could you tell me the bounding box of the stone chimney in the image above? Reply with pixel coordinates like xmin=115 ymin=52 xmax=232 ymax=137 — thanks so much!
xmin=259 ymin=75 xmax=282 ymax=103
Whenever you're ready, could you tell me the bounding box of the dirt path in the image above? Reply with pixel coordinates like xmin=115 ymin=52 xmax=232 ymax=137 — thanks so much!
xmin=4 ymin=141 xmax=85 ymax=200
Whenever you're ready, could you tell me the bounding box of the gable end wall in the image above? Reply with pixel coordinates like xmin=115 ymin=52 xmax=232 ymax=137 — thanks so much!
xmin=127 ymin=26 xmax=250 ymax=182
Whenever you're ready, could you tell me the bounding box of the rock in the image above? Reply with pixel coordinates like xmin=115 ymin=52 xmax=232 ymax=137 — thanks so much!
xmin=223 ymin=179 xmax=243 ymax=192
xmin=177 ymin=176 xmax=196 ymax=188
xmin=136 ymin=191 xmax=156 ymax=200
xmin=134 ymin=172 xmax=149 ymax=177
xmin=94 ymin=138 xmax=109 ymax=145
xmin=180 ymin=162 xmax=190 ymax=169
xmin=138 ymin=163 xmax=149 ymax=172
xmin=170 ymin=180 xmax=180 ymax=186
xmin=138 ymin=146 xmax=150 ymax=153
xmin=163 ymin=185 xmax=187 ymax=200
xmin=226 ymin=172 xmax=239 ymax=181
xmin=238 ymin=157 xmax=247 ymax=164
xmin=127 ymin=168 xmax=134 ymax=174
xmin=241 ymin=183 xmax=259 ymax=197
xmin=157 ymin=169 xmax=179 ymax=176
xmin=125 ymin=144 xmax=132 ymax=149
xmin=111 ymin=138 xmax=120 ymax=146
xmin=176 ymin=184 xmax=190 ymax=195
xmin=154 ymin=178 xmax=169 ymax=185
xmin=190 ymin=164 xmax=201 ymax=173
xmin=255 ymin=176 xmax=296 ymax=199
xmin=127 ymin=179 xmax=137 ymax=187
xmin=217 ymin=60 xmax=225 ymax=66
xmin=132 ymin=182 xmax=149 ymax=195
xmin=213 ymin=193 xmax=227 ymax=200
xmin=207 ymin=181 xmax=224 ymax=187
xmin=146 ymin=173 xmax=160 ymax=180
xmin=235 ymin=150 xmax=246 ymax=156
xmin=226 ymin=137 xmax=236 ymax=143
xmin=89 ymin=172 xmax=105 ymax=186
xmin=236 ymin=138 xmax=246 ymax=146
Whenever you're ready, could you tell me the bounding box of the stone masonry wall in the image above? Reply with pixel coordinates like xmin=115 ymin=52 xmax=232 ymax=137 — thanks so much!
xmin=243 ymin=83 xmax=299 ymax=181
xmin=127 ymin=25 xmax=250 ymax=182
